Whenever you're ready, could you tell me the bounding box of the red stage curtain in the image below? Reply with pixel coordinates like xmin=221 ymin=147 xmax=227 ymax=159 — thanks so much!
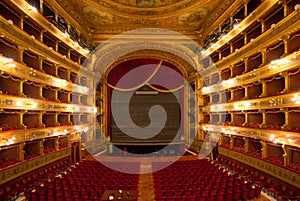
xmin=107 ymin=59 xmax=184 ymax=91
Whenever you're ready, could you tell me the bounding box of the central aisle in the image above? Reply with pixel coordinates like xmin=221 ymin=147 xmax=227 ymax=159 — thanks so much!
xmin=138 ymin=162 xmax=155 ymax=201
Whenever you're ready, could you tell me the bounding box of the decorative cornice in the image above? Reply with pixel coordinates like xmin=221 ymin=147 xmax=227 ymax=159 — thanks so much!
xmin=201 ymin=124 xmax=300 ymax=148
xmin=0 ymin=124 xmax=91 ymax=147
xmin=0 ymin=148 xmax=71 ymax=185
xmin=83 ymin=0 xmax=212 ymax=18
xmin=201 ymin=91 xmax=300 ymax=112
xmin=0 ymin=94 xmax=95 ymax=113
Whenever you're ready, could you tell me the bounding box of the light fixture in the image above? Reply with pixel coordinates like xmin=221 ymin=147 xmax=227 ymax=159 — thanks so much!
xmin=270 ymin=134 xmax=276 ymax=140
xmin=66 ymin=105 xmax=73 ymax=111
xmin=8 ymin=63 xmax=16 ymax=68
xmin=202 ymin=87 xmax=208 ymax=93
xmin=234 ymin=103 xmax=240 ymax=110
xmin=233 ymin=23 xmax=240 ymax=30
xmin=28 ymin=5 xmax=38 ymax=13
xmin=291 ymin=93 xmax=300 ymax=104
xmin=243 ymin=101 xmax=252 ymax=108
xmin=62 ymin=32 xmax=70 ymax=38
xmin=7 ymin=19 xmax=13 ymax=25
xmin=295 ymin=4 xmax=300 ymax=10
xmin=29 ymin=101 xmax=38 ymax=109
xmin=74 ymin=106 xmax=80 ymax=112
xmin=83 ymin=49 xmax=90 ymax=54
xmin=221 ymin=79 xmax=235 ymax=87
xmin=15 ymin=100 xmax=24 ymax=107
xmin=200 ymin=49 xmax=206 ymax=55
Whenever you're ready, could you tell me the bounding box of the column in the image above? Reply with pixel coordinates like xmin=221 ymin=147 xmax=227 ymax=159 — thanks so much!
xmin=18 ymin=142 xmax=26 ymax=162
xmin=229 ymin=135 xmax=234 ymax=149
xmin=282 ymin=144 xmax=288 ymax=167
xmin=244 ymin=137 xmax=249 ymax=153
xmin=260 ymin=140 xmax=267 ymax=159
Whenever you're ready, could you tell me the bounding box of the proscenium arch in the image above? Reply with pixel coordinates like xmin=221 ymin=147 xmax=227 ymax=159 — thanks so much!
xmin=104 ymin=50 xmax=196 ymax=80
xmin=101 ymin=50 xmax=195 ymax=140
xmin=86 ymin=29 xmax=199 ymax=75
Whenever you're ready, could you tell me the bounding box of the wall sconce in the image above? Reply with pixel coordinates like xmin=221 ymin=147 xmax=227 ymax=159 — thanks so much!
xmin=28 ymin=5 xmax=38 ymax=13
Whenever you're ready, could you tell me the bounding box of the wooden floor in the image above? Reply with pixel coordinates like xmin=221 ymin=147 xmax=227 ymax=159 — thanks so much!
xmin=87 ymin=155 xmax=272 ymax=201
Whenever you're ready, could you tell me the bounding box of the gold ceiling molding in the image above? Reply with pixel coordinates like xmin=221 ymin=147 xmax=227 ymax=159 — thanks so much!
xmin=89 ymin=40 xmax=199 ymax=77
xmin=55 ymin=0 xmax=231 ymax=38
xmin=84 ymin=0 xmax=212 ymax=17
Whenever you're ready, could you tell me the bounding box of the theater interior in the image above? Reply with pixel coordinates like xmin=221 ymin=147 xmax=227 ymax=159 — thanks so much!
xmin=0 ymin=0 xmax=300 ymax=200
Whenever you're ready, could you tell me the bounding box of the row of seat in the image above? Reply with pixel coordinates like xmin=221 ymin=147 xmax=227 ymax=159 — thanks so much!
xmin=153 ymin=159 xmax=261 ymax=201
xmin=25 ymin=160 xmax=140 ymax=201
xmin=215 ymin=157 xmax=300 ymax=201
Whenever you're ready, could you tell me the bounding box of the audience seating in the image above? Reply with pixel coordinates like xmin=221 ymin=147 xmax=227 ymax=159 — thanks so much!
xmin=216 ymin=157 xmax=300 ymax=201
xmin=24 ymin=160 xmax=140 ymax=201
xmin=152 ymin=159 xmax=261 ymax=201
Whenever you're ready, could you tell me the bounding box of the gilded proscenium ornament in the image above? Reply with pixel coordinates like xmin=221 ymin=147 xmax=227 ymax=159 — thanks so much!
xmin=105 ymin=49 xmax=195 ymax=79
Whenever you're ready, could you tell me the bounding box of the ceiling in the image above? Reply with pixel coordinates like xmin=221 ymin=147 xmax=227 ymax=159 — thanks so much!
xmin=55 ymin=0 xmax=234 ymax=43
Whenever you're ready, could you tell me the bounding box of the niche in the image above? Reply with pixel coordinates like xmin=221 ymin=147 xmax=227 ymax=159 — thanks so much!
xmin=23 ymin=50 xmax=39 ymax=71
xmin=42 ymin=60 xmax=56 ymax=77
xmin=265 ymin=75 xmax=285 ymax=96
xmin=0 ymin=38 xmax=18 ymax=61
xmin=247 ymin=52 xmax=262 ymax=72
xmin=23 ymin=81 xmax=40 ymax=99
xmin=247 ymin=82 xmax=262 ymax=99
xmin=23 ymin=111 xmax=40 ymax=129
xmin=232 ymin=61 xmax=245 ymax=77
xmin=266 ymin=42 xmax=284 ymax=64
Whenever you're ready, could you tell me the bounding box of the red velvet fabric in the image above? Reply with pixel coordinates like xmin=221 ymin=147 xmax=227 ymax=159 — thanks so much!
xmin=107 ymin=59 xmax=183 ymax=90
